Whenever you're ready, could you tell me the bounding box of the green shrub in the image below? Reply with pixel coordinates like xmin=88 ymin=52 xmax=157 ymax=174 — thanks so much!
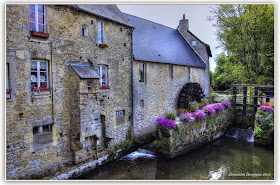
xmin=201 ymin=98 xmax=209 ymax=105
xmin=254 ymin=126 xmax=268 ymax=139
xmin=198 ymin=102 xmax=206 ymax=109
xmin=176 ymin=108 xmax=188 ymax=115
xmin=154 ymin=140 xmax=172 ymax=151
xmin=188 ymin=101 xmax=199 ymax=112
xmin=165 ymin=112 xmax=176 ymax=120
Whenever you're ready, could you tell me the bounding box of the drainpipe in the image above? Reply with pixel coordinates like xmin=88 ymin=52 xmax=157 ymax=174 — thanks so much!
xmin=49 ymin=41 xmax=54 ymax=126
xmin=131 ymin=28 xmax=135 ymax=138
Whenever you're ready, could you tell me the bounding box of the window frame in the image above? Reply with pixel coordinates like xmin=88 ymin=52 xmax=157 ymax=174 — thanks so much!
xmin=98 ymin=21 xmax=104 ymax=44
xmin=81 ymin=26 xmax=88 ymax=37
xmin=97 ymin=65 xmax=108 ymax=86
xmin=29 ymin=5 xmax=46 ymax=33
xmin=31 ymin=60 xmax=49 ymax=91
xmin=88 ymin=83 xmax=92 ymax=92
xmin=116 ymin=110 xmax=125 ymax=125
xmin=169 ymin=65 xmax=173 ymax=80
xmin=139 ymin=63 xmax=145 ymax=83
xmin=33 ymin=124 xmax=53 ymax=136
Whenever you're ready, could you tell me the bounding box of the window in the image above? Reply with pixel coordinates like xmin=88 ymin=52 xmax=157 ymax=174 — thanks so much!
xmin=33 ymin=124 xmax=52 ymax=135
xmin=33 ymin=124 xmax=53 ymax=146
xmin=139 ymin=63 xmax=145 ymax=83
xmin=81 ymin=26 xmax=88 ymax=37
xmin=192 ymin=41 xmax=197 ymax=46
xmin=88 ymin=83 xmax=92 ymax=92
xmin=97 ymin=65 xmax=108 ymax=86
xmin=187 ymin=67 xmax=190 ymax=81
xmin=30 ymin=5 xmax=46 ymax=32
xmin=140 ymin=100 xmax=144 ymax=108
xmin=31 ymin=60 xmax=49 ymax=91
xmin=116 ymin=110 xmax=125 ymax=125
xmin=98 ymin=21 xmax=104 ymax=43
xmin=169 ymin=65 xmax=173 ymax=80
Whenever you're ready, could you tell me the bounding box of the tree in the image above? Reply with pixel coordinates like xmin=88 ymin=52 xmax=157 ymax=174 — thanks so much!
xmin=212 ymin=4 xmax=274 ymax=87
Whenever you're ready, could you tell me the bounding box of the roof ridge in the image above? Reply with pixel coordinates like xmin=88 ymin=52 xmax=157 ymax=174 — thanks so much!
xmin=123 ymin=12 xmax=176 ymax=31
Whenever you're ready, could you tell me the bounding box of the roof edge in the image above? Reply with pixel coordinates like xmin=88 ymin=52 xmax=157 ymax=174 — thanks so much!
xmin=176 ymin=29 xmax=207 ymax=68
xmin=68 ymin=5 xmax=134 ymax=28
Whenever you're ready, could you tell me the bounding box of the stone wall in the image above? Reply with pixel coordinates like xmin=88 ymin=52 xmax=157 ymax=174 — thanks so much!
xmin=155 ymin=109 xmax=230 ymax=158
xmin=6 ymin=4 xmax=132 ymax=179
xmin=178 ymin=24 xmax=211 ymax=97
xmin=133 ymin=60 xmax=207 ymax=139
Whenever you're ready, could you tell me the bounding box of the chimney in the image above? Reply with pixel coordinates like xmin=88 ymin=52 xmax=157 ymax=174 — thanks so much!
xmin=179 ymin=13 xmax=189 ymax=30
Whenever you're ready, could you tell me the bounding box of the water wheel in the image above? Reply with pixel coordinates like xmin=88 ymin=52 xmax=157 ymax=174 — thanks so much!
xmin=177 ymin=83 xmax=205 ymax=109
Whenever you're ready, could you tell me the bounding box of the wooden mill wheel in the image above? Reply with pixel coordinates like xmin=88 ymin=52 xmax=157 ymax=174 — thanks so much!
xmin=177 ymin=83 xmax=205 ymax=109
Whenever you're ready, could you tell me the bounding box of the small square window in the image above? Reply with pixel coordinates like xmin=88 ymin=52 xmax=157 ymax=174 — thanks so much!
xmin=116 ymin=110 xmax=125 ymax=125
xmin=81 ymin=26 xmax=88 ymax=37
xmin=192 ymin=41 xmax=197 ymax=46
xmin=33 ymin=127 xmax=39 ymax=135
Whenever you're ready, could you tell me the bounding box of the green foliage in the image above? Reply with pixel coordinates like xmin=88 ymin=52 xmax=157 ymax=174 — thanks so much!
xmin=165 ymin=112 xmax=176 ymax=120
xmin=174 ymin=125 xmax=182 ymax=132
xmin=198 ymin=102 xmax=206 ymax=109
xmin=212 ymin=5 xmax=274 ymax=89
xmin=120 ymin=140 xmax=133 ymax=149
xmin=176 ymin=108 xmax=188 ymax=116
xmin=154 ymin=140 xmax=172 ymax=151
xmin=255 ymin=112 xmax=274 ymax=130
xmin=189 ymin=101 xmax=199 ymax=112
xmin=254 ymin=126 xmax=268 ymax=139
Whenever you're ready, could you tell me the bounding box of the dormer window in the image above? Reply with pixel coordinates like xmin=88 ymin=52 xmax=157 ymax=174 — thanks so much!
xmin=192 ymin=41 xmax=197 ymax=46
xmin=30 ymin=5 xmax=46 ymax=33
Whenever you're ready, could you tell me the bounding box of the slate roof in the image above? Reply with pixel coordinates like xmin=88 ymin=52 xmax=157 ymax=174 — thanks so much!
xmin=69 ymin=62 xmax=100 ymax=79
xmin=69 ymin=5 xmax=133 ymax=28
xmin=123 ymin=13 xmax=206 ymax=68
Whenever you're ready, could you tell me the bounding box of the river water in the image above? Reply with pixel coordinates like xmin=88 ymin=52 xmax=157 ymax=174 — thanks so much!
xmin=73 ymin=136 xmax=274 ymax=180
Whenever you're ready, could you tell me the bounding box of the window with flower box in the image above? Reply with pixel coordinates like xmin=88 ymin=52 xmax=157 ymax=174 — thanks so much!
xmin=30 ymin=5 xmax=46 ymax=33
xmin=97 ymin=65 xmax=108 ymax=86
xmin=31 ymin=60 xmax=50 ymax=93
xmin=116 ymin=110 xmax=125 ymax=125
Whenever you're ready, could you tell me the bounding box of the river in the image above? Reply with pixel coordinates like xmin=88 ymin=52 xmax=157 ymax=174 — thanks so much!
xmin=72 ymin=136 xmax=274 ymax=180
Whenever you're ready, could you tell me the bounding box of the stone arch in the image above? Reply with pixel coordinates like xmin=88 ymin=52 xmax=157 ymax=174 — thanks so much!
xmin=177 ymin=82 xmax=205 ymax=109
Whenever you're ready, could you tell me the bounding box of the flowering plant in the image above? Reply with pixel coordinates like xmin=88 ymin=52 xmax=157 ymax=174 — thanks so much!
xmin=192 ymin=110 xmax=206 ymax=120
xmin=180 ymin=112 xmax=193 ymax=124
xmin=32 ymin=87 xmax=52 ymax=92
xmin=202 ymin=104 xmax=216 ymax=115
xmin=156 ymin=118 xmax=177 ymax=128
xmin=100 ymin=85 xmax=110 ymax=89
xmin=257 ymin=105 xmax=274 ymax=111
xmin=6 ymin=89 xmax=12 ymax=94
xmin=221 ymin=99 xmax=231 ymax=108
xmin=213 ymin=103 xmax=224 ymax=111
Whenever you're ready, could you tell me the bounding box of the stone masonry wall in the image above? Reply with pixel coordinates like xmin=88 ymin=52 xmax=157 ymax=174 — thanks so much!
xmin=155 ymin=109 xmax=230 ymax=158
xmin=6 ymin=4 xmax=132 ymax=179
xmin=133 ymin=60 xmax=207 ymax=139
xmin=178 ymin=26 xmax=211 ymax=97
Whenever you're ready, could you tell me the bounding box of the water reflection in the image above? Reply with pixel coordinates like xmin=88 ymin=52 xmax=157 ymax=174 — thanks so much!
xmin=74 ymin=137 xmax=274 ymax=180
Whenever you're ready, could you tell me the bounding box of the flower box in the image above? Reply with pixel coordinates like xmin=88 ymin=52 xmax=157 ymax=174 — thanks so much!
xmin=98 ymin=43 xmax=108 ymax=48
xmin=31 ymin=31 xmax=49 ymax=38
xmin=100 ymin=85 xmax=110 ymax=90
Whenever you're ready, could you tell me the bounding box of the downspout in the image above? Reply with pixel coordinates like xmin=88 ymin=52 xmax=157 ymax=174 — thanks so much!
xmin=50 ymin=41 xmax=54 ymax=126
xmin=131 ymin=28 xmax=135 ymax=138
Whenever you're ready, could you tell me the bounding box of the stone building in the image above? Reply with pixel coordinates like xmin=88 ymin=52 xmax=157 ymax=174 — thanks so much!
xmin=123 ymin=13 xmax=211 ymax=139
xmin=6 ymin=5 xmax=211 ymax=180
xmin=6 ymin=4 xmax=133 ymax=179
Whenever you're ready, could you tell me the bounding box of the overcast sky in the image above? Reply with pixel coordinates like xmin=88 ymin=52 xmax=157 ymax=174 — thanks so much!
xmin=117 ymin=4 xmax=223 ymax=71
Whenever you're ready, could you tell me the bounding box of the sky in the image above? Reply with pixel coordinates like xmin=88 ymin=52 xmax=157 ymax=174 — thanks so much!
xmin=117 ymin=4 xmax=224 ymax=72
